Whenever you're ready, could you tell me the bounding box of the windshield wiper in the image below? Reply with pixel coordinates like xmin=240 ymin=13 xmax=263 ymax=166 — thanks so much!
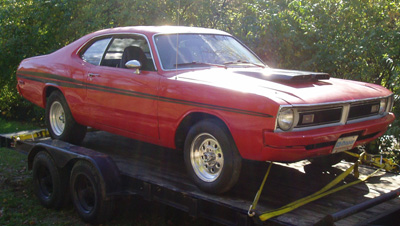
xmin=224 ymin=60 xmax=265 ymax=68
xmin=174 ymin=62 xmax=226 ymax=69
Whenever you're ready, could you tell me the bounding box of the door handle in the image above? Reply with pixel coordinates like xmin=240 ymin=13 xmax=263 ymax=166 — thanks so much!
xmin=88 ymin=73 xmax=100 ymax=77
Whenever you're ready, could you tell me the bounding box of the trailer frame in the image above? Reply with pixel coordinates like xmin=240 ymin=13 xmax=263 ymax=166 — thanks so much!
xmin=1 ymin=130 xmax=400 ymax=225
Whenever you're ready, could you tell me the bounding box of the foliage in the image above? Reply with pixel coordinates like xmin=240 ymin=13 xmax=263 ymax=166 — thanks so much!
xmin=0 ymin=0 xmax=399 ymax=148
xmin=0 ymin=84 xmax=44 ymax=121
xmin=226 ymin=0 xmax=400 ymax=152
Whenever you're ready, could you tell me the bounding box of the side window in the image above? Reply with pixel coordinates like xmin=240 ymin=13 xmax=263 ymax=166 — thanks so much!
xmin=81 ymin=38 xmax=112 ymax=65
xmin=101 ymin=36 xmax=155 ymax=71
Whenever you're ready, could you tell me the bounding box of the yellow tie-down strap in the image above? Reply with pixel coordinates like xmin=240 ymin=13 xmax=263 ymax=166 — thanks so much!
xmin=345 ymin=150 xmax=399 ymax=173
xmin=249 ymin=152 xmax=383 ymax=222
xmin=11 ymin=129 xmax=50 ymax=142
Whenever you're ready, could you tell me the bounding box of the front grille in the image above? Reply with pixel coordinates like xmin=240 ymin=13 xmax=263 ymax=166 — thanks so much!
xmin=276 ymin=96 xmax=390 ymax=132
xmin=348 ymin=101 xmax=380 ymax=120
xmin=297 ymin=108 xmax=342 ymax=128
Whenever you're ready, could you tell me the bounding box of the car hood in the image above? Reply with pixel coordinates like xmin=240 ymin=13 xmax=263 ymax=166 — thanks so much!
xmin=175 ymin=68 xmax=390 ymax=105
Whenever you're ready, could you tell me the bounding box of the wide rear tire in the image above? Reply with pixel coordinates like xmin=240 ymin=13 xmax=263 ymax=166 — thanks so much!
xmin=45 ymin=91 xmax=86 ymax=144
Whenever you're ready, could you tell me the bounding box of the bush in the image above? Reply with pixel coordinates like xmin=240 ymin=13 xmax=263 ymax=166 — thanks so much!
xmin=0 ymin=83 xmax=44 ymax=122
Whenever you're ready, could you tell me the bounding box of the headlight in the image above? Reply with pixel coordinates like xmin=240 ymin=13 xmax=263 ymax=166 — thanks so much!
xmin=278 ymin=108 xmax=294 ymax=131
xmin=379 ymin=98 xmax=387 ymax=114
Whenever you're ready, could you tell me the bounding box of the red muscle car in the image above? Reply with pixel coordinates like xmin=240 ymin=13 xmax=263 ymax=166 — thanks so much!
xmin=16 ymin=26 xmax=395 ymax=193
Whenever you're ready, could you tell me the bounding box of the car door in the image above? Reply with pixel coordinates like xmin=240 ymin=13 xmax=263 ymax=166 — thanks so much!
xmin=81 ymin=35 xmax=159 ymax=140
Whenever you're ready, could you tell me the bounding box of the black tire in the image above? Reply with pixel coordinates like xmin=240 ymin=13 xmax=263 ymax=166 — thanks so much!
xmin=70 ymin=160 xmax=115 ymax=224
xmin=309 ymin=152 xmax=346 ymax=169
xmin=45 ymin=90 xmax=86 ymax=144
xmin=32 ymin=151 xmax=69 ymax=209
xmin=184 ymin=119 xmax=242 ymax=194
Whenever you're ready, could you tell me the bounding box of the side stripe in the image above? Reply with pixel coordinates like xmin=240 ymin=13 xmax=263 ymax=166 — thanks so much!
xmin=17 ymin=71 xmax=273 ymax=118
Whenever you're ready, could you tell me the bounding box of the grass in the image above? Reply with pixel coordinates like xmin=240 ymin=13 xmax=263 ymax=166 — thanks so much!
xmin=0 ymin=117 xmax=41 ymax=134
xmin=0 ymin=118 xmax=83 ymax=225
xmin=0 ymin=148 xmax=84 ymax=226
xmin=0 ymin=118 xmax=216 ymax=225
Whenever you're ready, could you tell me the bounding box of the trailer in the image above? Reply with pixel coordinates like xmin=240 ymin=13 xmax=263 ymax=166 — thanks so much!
xmin=1 ymin=130 xmax=400 ymax=225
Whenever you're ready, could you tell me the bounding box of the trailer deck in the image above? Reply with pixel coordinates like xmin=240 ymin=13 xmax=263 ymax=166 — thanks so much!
xmin=2 ymin=130 xmax=400 ymax=225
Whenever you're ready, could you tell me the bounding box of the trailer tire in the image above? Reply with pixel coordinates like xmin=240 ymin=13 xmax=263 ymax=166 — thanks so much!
xmin=184 ymin=119 xmax=242 ymax=194
xmin=46 ymin=90 xmax=86 ymax=145
xmin=32 ymin=151 xmax=69 ymax=209
xmin=70 ymin=160 xmax=114 ymax=224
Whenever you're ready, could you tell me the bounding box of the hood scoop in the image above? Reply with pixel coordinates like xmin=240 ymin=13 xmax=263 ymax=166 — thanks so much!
xmin=234 ymin=69 xmax=330 ymax=83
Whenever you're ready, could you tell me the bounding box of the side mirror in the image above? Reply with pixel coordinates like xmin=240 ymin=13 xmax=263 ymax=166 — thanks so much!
xmin=125 ymin=60 xmax=142 ymax=74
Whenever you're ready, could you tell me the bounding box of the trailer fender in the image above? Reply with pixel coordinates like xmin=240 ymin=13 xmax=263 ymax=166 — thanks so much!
xmin=28 ymin=140 xmax=121 ymax=195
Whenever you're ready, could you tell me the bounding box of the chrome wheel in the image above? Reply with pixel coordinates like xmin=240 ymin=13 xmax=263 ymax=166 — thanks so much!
xmin=49 ymin=101 xmax=65 ymax=136
xmin=190 ymin=133 xmax=224 ymax=182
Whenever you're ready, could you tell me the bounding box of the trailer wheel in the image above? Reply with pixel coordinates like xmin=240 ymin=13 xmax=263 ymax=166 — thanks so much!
xmin=46 ymin=90 xmax=87 ymax=144
xmin=32 ymin=151 xmax=69 ymax=209
xmin=184 ymin=119 xmax=242 ymax=194
xmin=70 ymin=160 xmax=114 ymax=224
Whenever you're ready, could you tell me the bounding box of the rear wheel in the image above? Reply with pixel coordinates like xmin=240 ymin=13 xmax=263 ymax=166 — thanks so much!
xmin=32 ymin=151 xmax=69 ymax=209
xmin=70 ymin=161 xmax=115 ymax=224
xmin=184 ymin=119 xmax=242 ymax=194
xmin=45 ymin=91 xmax=86 ymax=144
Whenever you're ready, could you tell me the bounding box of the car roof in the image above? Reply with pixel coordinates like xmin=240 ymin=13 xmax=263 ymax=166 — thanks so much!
xmin=92 ymin=26 xmax=231 ymax=36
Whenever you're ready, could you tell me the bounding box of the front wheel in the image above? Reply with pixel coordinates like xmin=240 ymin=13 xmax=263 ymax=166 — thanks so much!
xmin=184 ymin=120 xmax=242 ymax=194
xmin=45 ymin=91 xmax=86 ymax=144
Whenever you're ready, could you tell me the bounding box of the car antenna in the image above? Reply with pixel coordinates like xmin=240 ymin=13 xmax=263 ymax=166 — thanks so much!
xmin=175 ymin=0 xmax=180 ymax=80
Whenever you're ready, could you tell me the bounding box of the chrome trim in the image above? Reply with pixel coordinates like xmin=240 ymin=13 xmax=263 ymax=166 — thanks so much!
xmin=341 ymin=104 xmax=350 ymax=124
xmin=346 ymin=113 xmax=389 ymax=124
xmin=275 ymin=122 xmax=344 ymax=133
xmin=76 ymin=32 xmax=158 ymax=71
xmin=274 ymin=95 xmax=392 ymax=132
xmin=281 ymin=96 xmax=392 ymax=109
xmin=293 ymin=109 xmax=300 ymax=130
xmin=386 ymin=94 xmax=395 ymax=112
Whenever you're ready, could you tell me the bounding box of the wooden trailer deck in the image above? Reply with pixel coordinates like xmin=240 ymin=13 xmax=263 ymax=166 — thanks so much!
xmin=3 ymin=130 xmax=400 ymax=225
xmin=81 ymin=131 xmax=400 ymax=225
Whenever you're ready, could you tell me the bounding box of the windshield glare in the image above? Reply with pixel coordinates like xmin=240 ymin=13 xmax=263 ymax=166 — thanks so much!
xmin=154 ymin=34 xmax=265 ymax=70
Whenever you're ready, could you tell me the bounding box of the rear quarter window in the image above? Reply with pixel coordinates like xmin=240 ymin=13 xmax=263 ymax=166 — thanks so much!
xmin=81 ymin=38 xmax=112 ymax=65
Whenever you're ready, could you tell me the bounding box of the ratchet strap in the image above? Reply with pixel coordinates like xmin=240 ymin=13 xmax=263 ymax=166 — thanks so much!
xmin=249 ymin=152 xmax=383 ymax=221
xmin=11 ymin=129 xmax=50 ymax=142
xmin=248 ymin=161 xmax=273 ymax=217
xmin=345 ymin=150 xmax=399 ymax=173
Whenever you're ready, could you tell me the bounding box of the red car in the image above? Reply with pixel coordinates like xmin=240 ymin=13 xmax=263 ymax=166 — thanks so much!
xmin=16 ymin=26 xmax=395 ymax=193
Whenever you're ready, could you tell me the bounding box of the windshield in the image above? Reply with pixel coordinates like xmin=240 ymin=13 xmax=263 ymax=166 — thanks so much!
xmin=154 ymin=34 xmax=265 ymax=70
